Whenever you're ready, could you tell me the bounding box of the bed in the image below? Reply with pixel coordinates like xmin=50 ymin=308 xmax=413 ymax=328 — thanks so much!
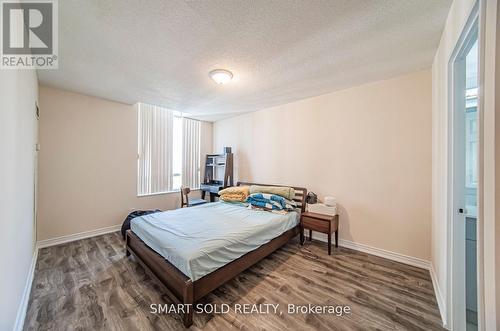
xmin=125 ymin=181 xmax=307 ymax=327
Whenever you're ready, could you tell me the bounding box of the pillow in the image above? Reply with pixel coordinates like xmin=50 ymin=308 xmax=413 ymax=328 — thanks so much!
xmin=249 ymin=185 xmax=295 ymax=200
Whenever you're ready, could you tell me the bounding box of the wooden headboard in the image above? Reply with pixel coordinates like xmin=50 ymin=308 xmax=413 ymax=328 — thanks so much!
xmin=236 ymin=181 xmax=308 ymax=213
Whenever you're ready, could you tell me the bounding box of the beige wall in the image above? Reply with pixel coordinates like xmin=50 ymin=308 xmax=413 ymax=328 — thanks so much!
xmin=37 ymin=86 xmax=213 ymax=241
xmin=214 ymin=70 xmax=432 ymax=260
xmin=0 ymin=70 xmax=38 ymax=330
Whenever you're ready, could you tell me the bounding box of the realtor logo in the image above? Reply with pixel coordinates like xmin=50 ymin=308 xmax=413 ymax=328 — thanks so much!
xmin=1 ymin=0 xmax=58 ymax=69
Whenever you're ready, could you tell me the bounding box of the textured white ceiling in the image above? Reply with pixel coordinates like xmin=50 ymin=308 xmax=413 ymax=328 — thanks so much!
xmin=38 ymin=0 xmax=451 ymax=121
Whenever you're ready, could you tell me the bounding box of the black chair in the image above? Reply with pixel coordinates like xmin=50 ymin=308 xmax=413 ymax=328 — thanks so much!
xmin=180 ymin=186 xmax=207 ymax=208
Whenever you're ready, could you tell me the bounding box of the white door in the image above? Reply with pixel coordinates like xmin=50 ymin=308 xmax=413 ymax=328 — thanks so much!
xmin=450 ymin=16 xmax=479 ymax=331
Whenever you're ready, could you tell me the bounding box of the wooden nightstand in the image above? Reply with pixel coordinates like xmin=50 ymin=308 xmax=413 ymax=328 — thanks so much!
xmin=300 ymin=211 xmax=339 ymax=255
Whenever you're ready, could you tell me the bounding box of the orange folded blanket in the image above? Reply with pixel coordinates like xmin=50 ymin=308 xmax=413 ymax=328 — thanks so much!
xmin=219 ymin=186 xmax=249 ymax=202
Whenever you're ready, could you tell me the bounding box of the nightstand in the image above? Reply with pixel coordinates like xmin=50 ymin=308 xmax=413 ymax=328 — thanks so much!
xmin=300 ymin=211 xmax=339 ymax=255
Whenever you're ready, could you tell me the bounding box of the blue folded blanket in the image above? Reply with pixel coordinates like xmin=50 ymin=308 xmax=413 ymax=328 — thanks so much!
xmin=246 ymin=193 xmax=296 ymax=211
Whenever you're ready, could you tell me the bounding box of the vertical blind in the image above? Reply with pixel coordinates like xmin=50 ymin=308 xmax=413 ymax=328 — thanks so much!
xmin=137 ymin=103 xmax=201 ymax=195
xmin=182 ymin=117 xmax=201 ymax=189
xmin=137 ymin=103 xmax=174 ymax=195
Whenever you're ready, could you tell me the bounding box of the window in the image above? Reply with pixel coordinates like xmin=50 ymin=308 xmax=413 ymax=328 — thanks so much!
xmin=137 ymin=103 xmax=201 ymax=196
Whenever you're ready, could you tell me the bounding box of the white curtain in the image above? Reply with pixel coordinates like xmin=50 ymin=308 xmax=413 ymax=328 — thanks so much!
xmin=182 ymin=117 xmax=201 ymax=189
xmin=137 ymin=103 xmax=174 ymax=195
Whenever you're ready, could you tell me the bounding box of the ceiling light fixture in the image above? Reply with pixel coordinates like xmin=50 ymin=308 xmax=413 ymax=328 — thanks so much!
xmin=209 ymin=69 xmax=233 ymax=85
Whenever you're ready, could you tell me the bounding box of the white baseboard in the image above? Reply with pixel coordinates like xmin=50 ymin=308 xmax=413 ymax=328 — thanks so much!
xmin=309 ymin=232 xmax=430 ymax=269
xmin=37 ymin=224 xmax=122 ymax=249
xmin=338 ymin=239 xmax=431 ymax=269
xmin=13 ymin=247 xmax=38 ymax=331
xmin=429 ymin=264 xmax=448 ymax=329
xmin=340 ymin=238 xmax=431 ymax=269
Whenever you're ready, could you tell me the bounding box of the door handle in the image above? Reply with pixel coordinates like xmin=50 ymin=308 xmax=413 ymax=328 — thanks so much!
xmin=458 ymin=208 xmax=464 ymax=214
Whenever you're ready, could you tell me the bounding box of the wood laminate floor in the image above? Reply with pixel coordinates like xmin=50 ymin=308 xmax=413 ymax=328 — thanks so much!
xmin=24 ymin=232 xmax=444 ymax=331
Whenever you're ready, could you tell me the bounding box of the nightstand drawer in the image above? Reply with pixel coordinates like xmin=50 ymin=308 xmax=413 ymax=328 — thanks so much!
xmin=301 ymin=216 xmax=330 ymax=233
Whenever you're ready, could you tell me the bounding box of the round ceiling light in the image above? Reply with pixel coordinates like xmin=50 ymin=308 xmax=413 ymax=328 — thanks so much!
xmin=209 ymin=69 xmax=233 ymax=85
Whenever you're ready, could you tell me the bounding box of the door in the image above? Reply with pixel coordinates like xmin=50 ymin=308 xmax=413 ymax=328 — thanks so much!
xmin=450 ymin=17 xmax=479 ymax=331
xmin=464 ymin=38 xmax=479 ymax=331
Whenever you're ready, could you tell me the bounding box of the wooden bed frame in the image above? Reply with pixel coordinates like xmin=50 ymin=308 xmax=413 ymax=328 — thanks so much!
xmin=125 ymin=181 xmax=307 ymax=327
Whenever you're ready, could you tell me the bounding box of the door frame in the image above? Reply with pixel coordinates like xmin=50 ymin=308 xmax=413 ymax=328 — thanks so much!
xmin=447 ymin=1 xmax=484 ymax=330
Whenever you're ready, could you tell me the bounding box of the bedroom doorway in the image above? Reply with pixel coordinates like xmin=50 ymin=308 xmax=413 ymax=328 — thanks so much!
xmin=449 ymin=10 xmax=479 ymax=331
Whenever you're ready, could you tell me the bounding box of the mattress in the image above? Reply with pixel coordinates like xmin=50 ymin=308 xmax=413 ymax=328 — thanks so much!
xmin=130 ymin=201 xmax=299 ymax=281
